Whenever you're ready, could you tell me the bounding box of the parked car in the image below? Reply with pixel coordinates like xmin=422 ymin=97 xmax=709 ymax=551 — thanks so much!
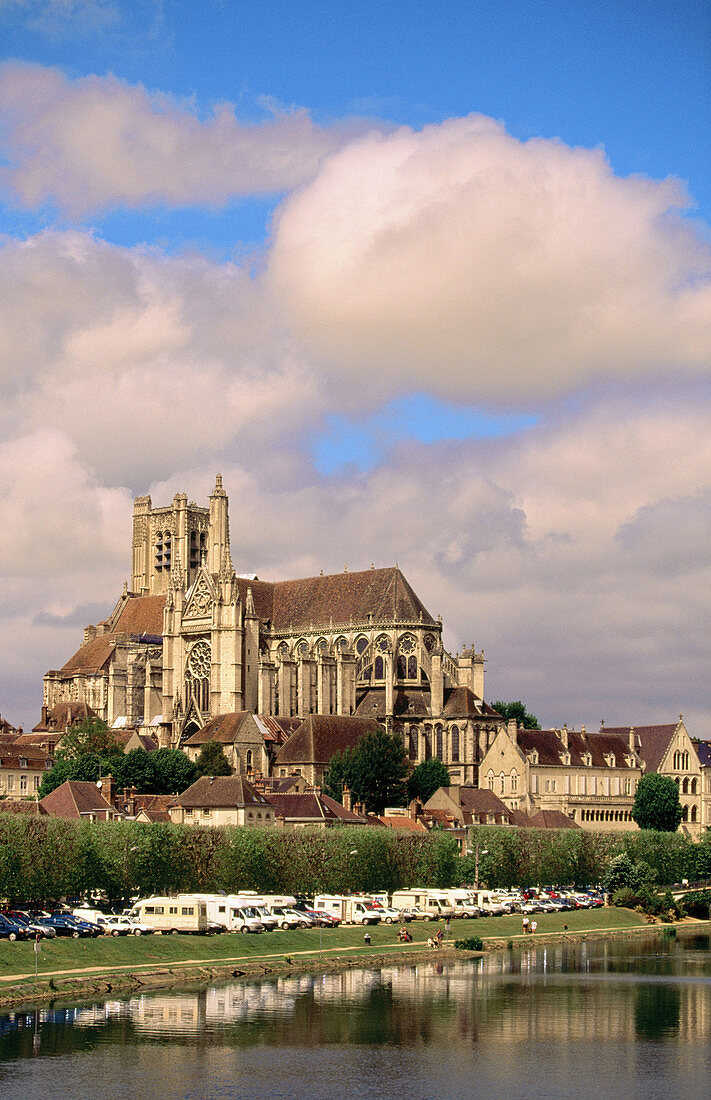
xmin=3 ymin=911 xmax=57 ymax=939
xmin=39 ymin=914 xmax=100 ymax=938
xmin=0 ymin=915 xmax=31 ymax=941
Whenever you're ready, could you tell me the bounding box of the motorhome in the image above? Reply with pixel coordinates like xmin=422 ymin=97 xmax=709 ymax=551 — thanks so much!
xmin=129 ymin=895 xmax=209 ymax=934
xmin=313 ymin=895 xmax=382 ymax=925
xmin=441 ymin=889 xmax=480 ymax=918
xmin=471 ymin=890 xmax=507 ymax=916
xmin=186 ymin=894 xmax=263 ymax=933
xmin=390 ymin=890 xmax=456 ymax=920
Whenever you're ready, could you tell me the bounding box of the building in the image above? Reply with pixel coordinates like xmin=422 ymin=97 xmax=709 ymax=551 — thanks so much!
xmin=0 ymin=744 xmax=53 ymax=800
xmin=40 ymin=780 xmax=122 ymax=821
xmin=39 ymin=476 xmax=504 ymax=783
xmin=168 ymin=775 xmax=275 ymax=827
xmin=478 ymin=718 xmax=708 ymax=837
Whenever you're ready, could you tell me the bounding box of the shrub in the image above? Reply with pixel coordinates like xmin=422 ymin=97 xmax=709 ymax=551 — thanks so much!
xmin=454 ymin=936 xmax=483 ymax=952
xmin=681 ymin=889 xmax=711 ymax=919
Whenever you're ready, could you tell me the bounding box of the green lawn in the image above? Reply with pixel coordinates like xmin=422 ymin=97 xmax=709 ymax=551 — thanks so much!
xmin=0 ymin=907 xmax=652 ymax=981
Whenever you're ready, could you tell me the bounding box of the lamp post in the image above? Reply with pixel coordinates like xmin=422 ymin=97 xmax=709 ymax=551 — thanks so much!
xmin=474 ymin=843 xmax=488 ymax=890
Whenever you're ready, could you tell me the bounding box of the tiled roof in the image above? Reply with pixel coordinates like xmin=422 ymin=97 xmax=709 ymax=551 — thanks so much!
xmin=59 ymin=636 xmax=117 ymax=676
xmin=528 ymin=809 xmax=580 ymax=829
xmin=0 ymin=717 xmax=18 ymax=738
xmin=509 ymin=808 xmax=535 ymax=827
xmin=32 ymin=701 xmax=97 ymax=733
xmin=41 ymin=781 xmax=115 ymax=818
xmin=0 ymin=800 xmax=47 ymax=815
xmin=252 ymin=715 xmax=302 ymax=744
xmin=0 ymin=745 xmax=51 ymax=768
xmin=458 ymin=787 xmax=510 ymax=815
xmin=122 ymin=793 xmax=173 ymax=822
xmin=602 ymin=724 xmax=678 ymax=773
xmin=274 ymin=715 xmax=384 ymax=766
xmin=234 ymin=566 xmax=436 ymax=631
xmin=377 ymin=813 xmax=428 ymax=831
xmin=266 ymin=792 xmax=334 ymax=823
xmin=183 ymin=712 xmax=251 ymax=746
xmin=113 ymin=594 xmax=166 ymax=635
xmin=172 ymin=775 xmax=271 ymax=809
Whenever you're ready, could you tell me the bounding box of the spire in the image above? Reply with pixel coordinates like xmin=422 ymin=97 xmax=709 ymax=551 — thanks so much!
xmin=171 ymin=547 xmax=184 ymax=590
xmin=245 ymin=586 xmax=256 ymax=617
xmin=220 ymin=528 xmax=235 ymax=580
xmin=211 ymin=472 xmax=226 ymax=498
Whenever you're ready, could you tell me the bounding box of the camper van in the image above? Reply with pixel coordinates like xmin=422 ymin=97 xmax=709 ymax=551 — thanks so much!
xmin=441 ymin=889 xmax=480 ymax=918
xmin=471 ymin=890 xmax=507 ymax=916
xmin=186 ymin=894 xmax=263 ymax=933
xmin=129 ymin=895 xmax=209 ymax=934
xmin=391 ymin=890 xmax=456 ymax=920
xmin=313 ymin=895 xmax=382 ymax=925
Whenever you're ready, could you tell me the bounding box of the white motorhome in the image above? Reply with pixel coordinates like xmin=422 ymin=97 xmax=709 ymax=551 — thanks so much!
xmin=129 ymin=895 xmax=209 ymax=934
xmin=391 ymin=890 xmax=456 ymax=920
xmin=187 ymin=894 xmax=263 ymax=933
xmin=313 ymin=894 xmax=382 ymax=925
xmin=471 ymin=890 xmax=507 ymax=916
xmin=441 ymin=889 xmax=480 ymax=918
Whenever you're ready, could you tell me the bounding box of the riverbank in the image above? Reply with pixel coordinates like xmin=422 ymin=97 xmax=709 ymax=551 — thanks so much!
xmin=0 ymin=909 xmax=705 ymax=1010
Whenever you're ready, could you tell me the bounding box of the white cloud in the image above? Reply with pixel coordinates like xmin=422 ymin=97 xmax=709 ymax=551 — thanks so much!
xmin=269 ymin=115 xmax=711 ymax=402
xmin=0 ymin=62 xmax=366 ymax=215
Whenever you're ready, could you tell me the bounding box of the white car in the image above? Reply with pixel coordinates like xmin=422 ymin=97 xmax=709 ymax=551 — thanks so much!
xmin=371 ymin=906 xmax=404 ymax=924
xmin=99 ymin=914 xmax=153 ymax=936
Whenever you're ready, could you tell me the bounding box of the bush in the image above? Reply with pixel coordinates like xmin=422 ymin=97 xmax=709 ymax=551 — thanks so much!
xmin=454 ymin=936 xmax=483 ymax=952
xmin=681 ymin=889 xmax=711 ymax=919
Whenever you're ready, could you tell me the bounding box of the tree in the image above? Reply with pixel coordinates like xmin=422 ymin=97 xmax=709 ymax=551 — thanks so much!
xmin=407 ymin=759 xmax=451 ymax=803
xmin=323 ymin=747 xmax=355 ymax=802
xmin=55 ymin=717 xmax=123 ymax=761
xmin=149 ymin=749 xmax=198 ymax=794
xmin=632 ymin=773 xmax=683 ymax=832
xmin=324 ymin=730 xmax=409 ymax=815
xmin=195 ymin=741 xmax=232 ymax=777
xmin=491 ymin=700 xmax=540 ymax=729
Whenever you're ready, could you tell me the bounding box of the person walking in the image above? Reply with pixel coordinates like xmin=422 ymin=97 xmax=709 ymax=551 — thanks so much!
xmin=531 ymin=920 xmax=538 ymax=935
xmin=522 ymin=915 xmax=529 ymax=935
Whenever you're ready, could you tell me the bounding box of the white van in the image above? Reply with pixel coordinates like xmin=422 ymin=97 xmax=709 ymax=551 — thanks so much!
xmin=441 ymin=889 xmax=480 ymax=918
xmin=391 ymin=890 xmax=456 ymax=920
xmin=313 ymin=894 xmax=382 ymax=925
xmin=129 ymin=895 xmax=209 ymax=934
xmin=187 ymin=894 xmax=263 ymax=933
xmin=471 ymin=890 xmax=507 ymax=916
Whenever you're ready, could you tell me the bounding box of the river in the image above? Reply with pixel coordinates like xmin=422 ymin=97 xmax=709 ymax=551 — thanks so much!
xmin=1 ymin=929 xmax=711 ymax=1099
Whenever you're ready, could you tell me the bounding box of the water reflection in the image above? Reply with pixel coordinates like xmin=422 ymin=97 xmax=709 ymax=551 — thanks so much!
xmin=1 ymin=931 xmax=711 ymax=1099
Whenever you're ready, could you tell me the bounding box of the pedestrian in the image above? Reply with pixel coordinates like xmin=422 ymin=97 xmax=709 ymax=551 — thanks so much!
xmin=531 ymin=920 xmax=537 ymax=935
xmin=522 ymin=916 xmax=529 ymax=935
xmin=563 ymin=924 xmax=568 ymax=936
xmin=445 ymin=916 xmax=451 ymax=937
xmin=364 ymin=932 xmax=371 ymax=946
xmin=435 ymin=927 xmax=444 ymax=946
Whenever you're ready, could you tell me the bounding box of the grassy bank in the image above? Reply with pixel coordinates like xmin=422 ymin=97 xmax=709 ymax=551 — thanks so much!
xmin=0 ymin=907 xmax=652 ymax=986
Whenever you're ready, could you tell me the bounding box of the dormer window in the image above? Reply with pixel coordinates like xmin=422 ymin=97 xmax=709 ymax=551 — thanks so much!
xmin=559 ymin=751 xmax=571 ymax=767
xmin=583 ymin=751 xmax=592 ymax=767
xmin=605 ymin=753 xmax=616 ymax=768
xmin=527 ymin=749 xmax=539 ymax=765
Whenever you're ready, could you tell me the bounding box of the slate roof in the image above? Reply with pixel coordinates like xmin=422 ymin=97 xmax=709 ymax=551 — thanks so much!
xmin=377 ymin=813 xmax=428 ymax=832
xmin=172 ymin=775 xmax=271 ymax=809
xmin=0 ymin=745 xmax=51 ymax=768
xmin=41 ymin=781 xmax=116 ymax=818
xmin=602 ymin=724 xmax=678 ymax=772
xmin=274 ymin=715 xmax=384 ymax=767
xmin=0 ymin=716 xmax=18 ymax=738
xmin=32 ymin=701 xmax=97 ymax=733
xmin=235 ymin=566 xmax=435 ymax=630
xmin=692 ymin=739 xmax=711 ymax=768
xmin=58 ymin=636 xmax=118 ymax=676
xmin=252 ymin=715 xmax=301 ymax=745
xmin=355 ymin=688 xmax=431 ymax=718
xmin=514 ymin=727 xmax=637 ymax=768
xmin=122 ymin=793 xmax=173 ymax=822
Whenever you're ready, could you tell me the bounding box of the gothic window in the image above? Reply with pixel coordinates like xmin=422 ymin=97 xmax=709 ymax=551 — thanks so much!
xmin=451 ymin=726 xmax=460 ymax=762
xmin=164 ymin=533 xmax=171 ymax=570
xmin=408 ymin=727 xmax=418 ymax=760
xmin=336 ymin=636 xmax=348 ymax=652
xmin=423 ymin=634 xmax=435 ymax=652
xmin=397 ymin=655 xmax=407 ymax=678
xmin=423 ymin=726 xmax=432 ymax=760
xmin=682 ymin=777 xmax=689 ymax=794
xmin=691 ymin=805 xmax=698 ymax=823
xmin=297 ymin=640 xmax=310 ymax=658
xmin=374 ymin=656 xmax=384 ymax=680
xmin=155 ymin=531 xmax=164 ymax=571
xmin=398 ymin=633 xmax=416 ymax=654
xmin=185 ymin=639 xmax=211 ymax=714
xmin=511 ymin=769 xmax=518 ymax=793
xmin=356 ymin=636 xmax=369 ymax=655
xmin=375 ymin=634 xmax=391 ymax=654
xmin=500 ymin=771 xmax=505 ymax=795
xmin=246 ymin=749 xmax=253 ymax=775
xmin=487 ymin=770 xmax=495 ymax=791
xmin=683 ymin=751 xmax=689 ymax=770
xmin=189 ymin=530 xmax=199 ymax=569
xmin=407 ymin=655 xmax=418 ymax=679
xmin=317 ymin=638 xmax=329 ymax=655
xmin=690 ymin=777 xmax=698 ymax=795
xmin=435 ymin=725 xmax=443 ymax=760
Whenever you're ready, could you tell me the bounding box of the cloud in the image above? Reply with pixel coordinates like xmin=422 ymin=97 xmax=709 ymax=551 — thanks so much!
xmin=0 ymin=230 xmax=323 ymax=483
xmin=269 ymin=115 xmax=711 ymax=402
xmin=0 ymin=62 xmax=367 ymax=215
xmin=0 ymin=1 xmax=121 ymax=37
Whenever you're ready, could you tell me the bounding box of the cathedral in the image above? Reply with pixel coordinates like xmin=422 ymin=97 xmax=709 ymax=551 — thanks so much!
xmin=39 ymin=476 xmax=503 ymax=783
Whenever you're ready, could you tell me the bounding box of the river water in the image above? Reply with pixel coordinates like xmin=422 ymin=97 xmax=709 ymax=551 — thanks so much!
xmin=2 ymin=930 xmax=711 ymax=1099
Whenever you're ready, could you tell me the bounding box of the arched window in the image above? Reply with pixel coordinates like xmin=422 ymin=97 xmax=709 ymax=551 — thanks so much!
xmin=691 ymin=805 xmax=698 ymax=823
xmin=511 ymin=769 xmax=518 ymax=794
xmin=451 ymin=726 xmax=460 ymax=762
xmin=155 ymin=530 xmax=164 ymax=571
xmin=682 ymin=804 xmax=689 ymax=821
xmin=164 ymin=532 xmax=171 ymax=570
xmin=408 ymin=727 xmax=418 ymax=760
xmin=374 ymin=656 xmax=384 ymax=679
xmin=397 ymin=655 xmax=407 ymax=678
xmin=683 ymin=751 xmax=689 ymax=770
xmin=690 ymin=777 xmax=698 ymax=795
xmin=407 ymin=655 xmax=418 ymax=679
xmin=435 ymin=726 xmax=443 ymax=760
xmin=487 ymin=770 xmax=495 ymax=791
xmin=500 ymin=771 xmax=505 ymax=795
xmin=682 ymin=777 xmax=689 ymax=794
xmin=355 ymin=636 xmax=369 ymax=655
xmin=185 ymin=639 xmax=211 ymax=715
xmin=673 ymin=750 xmax=680 ymax=769
xmin=423 ymin=726 xmax=432 ymax=760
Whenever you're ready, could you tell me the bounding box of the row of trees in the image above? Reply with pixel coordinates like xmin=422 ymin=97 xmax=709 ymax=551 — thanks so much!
xmin=2 ymin=812 xmax=709 ymax=907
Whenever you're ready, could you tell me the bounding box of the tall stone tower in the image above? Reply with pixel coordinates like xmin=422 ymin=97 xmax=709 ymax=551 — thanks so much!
xmin=131 ymin=489 xmax=216 ymax=596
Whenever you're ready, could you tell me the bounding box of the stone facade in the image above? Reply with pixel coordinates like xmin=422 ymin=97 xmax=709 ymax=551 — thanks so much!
xmin=41 ymin=476 xmax=503 ymax=781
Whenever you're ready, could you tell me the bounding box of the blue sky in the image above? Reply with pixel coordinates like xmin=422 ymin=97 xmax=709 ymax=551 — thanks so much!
xmin=1 ymin=0 xmax=710 ymax=731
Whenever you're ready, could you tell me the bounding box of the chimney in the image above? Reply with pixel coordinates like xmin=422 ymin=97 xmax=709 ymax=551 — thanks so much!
xmin=629 ymin=727 xmax=636 ymax=755
xmin=507 ymin=717 xmax=517 ymax=745
xmin=101 ymin=773 xmax=114 ymax=808
xmin=560 ymin=725 xmax=568 ymax=751
xmin=342 ymin=784 xmax=352 ymax=813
